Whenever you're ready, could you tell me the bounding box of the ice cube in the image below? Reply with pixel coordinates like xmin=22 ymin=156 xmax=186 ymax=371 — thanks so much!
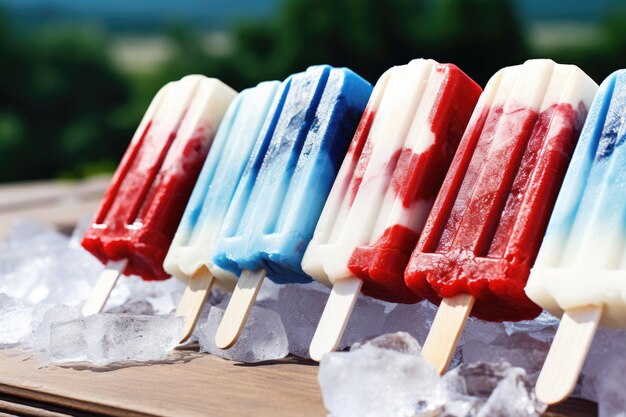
xmin=0 ymin=217 xmax=185 ymax=318
xmin=49 ymin=319 xmax=88 ymax=362
xmin=197 ymin=305 xmax=288 ymax=363
xmin=8 ymin=218 xmax=56 ymax=242
xmin=319 ymin=332 xmax=442 ymax=417
xmin=84 ymin=314 xmax=183 ymax=365
xmin=255 ymin=278 xmax=282 ymax=308
xmin=108 ymin=276 xmax=186 ymax=315
xmin=206 ymin=289 xmax=229 ymax=307
xmin=33 ymin=304 xmax=82 ymax=351
xmin=0 ymin=293 xmax=33 ymax=346
xmin=503 ymin=311 xmax=559 ymax=342
xmin=47 ymin=314 xmax=183 ymax=365
xmin=442 ymin=362 xmax=545 ymax=417
xmin=383 ymin=302 xmax=437 ymax=345
xmin=343 ymin=296 xmax=386 ymax=346
xmin=0 ymin=231 xmax=103 ymax=306
xmin=69 ymin=214 xmax=93 ymax=248
xmin=352 ymin=332 xmax=421 ymax=356
xmin=273 ymin=284 xmax=329 ymax=357
xmin=462 ymin=333 xmax=550 ymax=380
xmin=106 ymin=300 xmax=154 ymax=315
xmin=475 ymin=365 xmax=545 ymax=417
xmin=581 ymin=329 xmax=626 ymax=414
xmin=274 ymin=284 xmax=385 ymax=358
xmin=458 ymin=317 xmax=507 ymax=347
xmin=593 ymin=354 xmax=626 ymax=417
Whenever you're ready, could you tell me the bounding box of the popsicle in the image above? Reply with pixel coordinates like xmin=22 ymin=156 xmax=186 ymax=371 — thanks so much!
xmin=404 ymin=59 xmax=598 ymax=373
xmin=81 ymin=75 xmax=236 ymax=315
xmin=526 ymin=70 xmax=626 ymax=404
xmin=163 ymin=81 xmax=280 ymax=341
xmin=301 ymin=59 xmax=482 ymax=360
xmin=212 ymin=65 xmax=372 ymax=348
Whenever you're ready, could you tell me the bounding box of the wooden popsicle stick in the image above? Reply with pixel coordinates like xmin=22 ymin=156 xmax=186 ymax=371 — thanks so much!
xmin=535 ymin=305 xmax=603 ymax=405
xmin=214 ymin=269 xmax=266 ymax=349
xmin=421 ymin=293 xmax=475 ymax=374
xmin=309 ymin=277 xmax=363 ymax=362
xmin=81 ymin=259 xmax=127 ymax=316
xmin=175 ymin=269 xmax=216 ymax=343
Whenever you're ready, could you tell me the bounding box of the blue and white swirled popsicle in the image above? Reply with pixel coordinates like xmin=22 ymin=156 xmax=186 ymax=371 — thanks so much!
xmin=212 ymin=65 xmax=372 ymax=283
xmin=164 ymin=81 xmax=280 ymax=292
xmin=526 ymin=70 xmax=626 ymax=327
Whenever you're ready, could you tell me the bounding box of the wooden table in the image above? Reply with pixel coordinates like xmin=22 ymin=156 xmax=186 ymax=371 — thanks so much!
xmin=0 ymin=177 xmax=110 ymax=238
xmin=0 ymin=179 xmax=599 ymax=416
xmin=0 ymin=348 xmax=324 ymax=417
xmin=0 ymin=347 xmax=598 ymax=417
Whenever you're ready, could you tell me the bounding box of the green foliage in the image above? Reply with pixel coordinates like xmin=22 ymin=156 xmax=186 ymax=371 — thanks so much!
xmin=0 ymin=15 xmax=130 ymax=181
xmin=0 ymin=0 xmax=625 ymax=182
xmin=218 ymin=0 xmax=526 ymax=86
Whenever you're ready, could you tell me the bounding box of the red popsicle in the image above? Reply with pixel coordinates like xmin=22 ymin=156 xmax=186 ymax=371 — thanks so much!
xmin=404 ymin=60 xmax=597 ymax=372
xmin=81 ymin=75 xmax=236 ymax=315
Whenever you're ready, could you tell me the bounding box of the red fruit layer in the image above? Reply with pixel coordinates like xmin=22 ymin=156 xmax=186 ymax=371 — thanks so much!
xmin=347 ymin=64 xmax=482 ymax=303
xmin=82 ymin=120 xmax=213 ymax=280
xmin=347 ymin=110 xmax=375 ymax=206
xmin=405 ymin=101 xmax=588 ymax=321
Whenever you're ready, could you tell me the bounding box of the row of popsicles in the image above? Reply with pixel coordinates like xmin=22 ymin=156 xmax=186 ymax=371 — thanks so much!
xmin=77 ymin=58 xmax=626 ymax=404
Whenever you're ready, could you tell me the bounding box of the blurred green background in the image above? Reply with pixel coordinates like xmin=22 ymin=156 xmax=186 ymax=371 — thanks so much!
xmin=1 ymin=0 xmax=625 ymax=183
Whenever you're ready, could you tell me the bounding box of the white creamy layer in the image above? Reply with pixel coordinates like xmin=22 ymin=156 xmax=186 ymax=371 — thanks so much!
xmin=158 ymin=76 xmax=240 ymax=288
xmin=302 ymin=59 xmax=447 ymax=286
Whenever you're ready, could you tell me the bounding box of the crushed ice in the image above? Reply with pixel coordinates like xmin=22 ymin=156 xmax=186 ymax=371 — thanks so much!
xmin=319 ymin=332 xmax=545 ymax=417
xmin=0 ymin=218 xmax=187 ymax=364
xmin=1 ymin=218 xmax=624 ymax=415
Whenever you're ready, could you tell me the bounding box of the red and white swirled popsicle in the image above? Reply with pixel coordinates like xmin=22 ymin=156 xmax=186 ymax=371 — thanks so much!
xmin=301 ymin=59 xmax=482 ymax=360
xmin=404 ymin=59 xmax=597 ymax=373
xmin=81 ymin=76 xmax=236 ymax=315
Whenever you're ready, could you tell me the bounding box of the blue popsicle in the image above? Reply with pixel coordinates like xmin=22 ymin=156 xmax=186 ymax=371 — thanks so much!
xmin=164 ymin=81 xmax=281 ymax=291
xmin=213 ymin=65 xmax=372 ymax=284
xmin=527 ymin=69 xmax=626 ymax=405
xmin=528 ymin=69 xmax=626 ymax=327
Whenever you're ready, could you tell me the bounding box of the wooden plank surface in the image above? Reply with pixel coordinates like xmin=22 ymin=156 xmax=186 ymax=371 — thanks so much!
xmin=0 ymin=348 xmax=324 ymax=417
xmin=0 ymin=177 xmax=109 ymax=238
xmin=0 ymin=398 xmax=73 ymax=417
xmin=0 ymin=347 xmax=598 ymax=417
xmin=0 ymin=177 xmax=109 ymax=213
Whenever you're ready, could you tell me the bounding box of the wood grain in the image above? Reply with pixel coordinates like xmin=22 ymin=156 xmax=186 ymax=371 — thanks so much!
xmin=0 ymin=398 xmax=74 ymax=417
xmin=215 ymin=269 xmax=266 ymax=349
xmin=422 ymin=294 xmax=475 ymax=374
xmin=536 ymin=306 xmax=602 ymax=405
xmin=0 ymin=347 xmax=598 ymax=417
xmin=0 ymin=177 xmax=110 ymax=239
xmin=0 ymin=348 xmax=324 ymax=417
xmin=0 ymin=177 xmax=109 ymax=213
xmin=176 ymin=270 xmax=216 ymax=343
xmin=309 ymin=277 xmax=362 ymax=362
